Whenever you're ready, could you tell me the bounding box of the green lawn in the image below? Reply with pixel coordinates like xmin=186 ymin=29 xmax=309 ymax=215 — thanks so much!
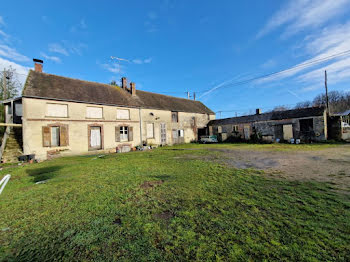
xmin=0 ymin=145 xmax=349 ymax=261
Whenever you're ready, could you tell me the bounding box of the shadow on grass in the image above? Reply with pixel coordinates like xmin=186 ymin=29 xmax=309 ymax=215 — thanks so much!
xmin=26 ymin=166 xmax=62 ymax=183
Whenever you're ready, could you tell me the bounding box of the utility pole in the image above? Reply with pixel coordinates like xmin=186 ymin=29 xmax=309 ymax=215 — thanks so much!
xmin=325 ymin=70 xmax=330 ymax=115
xmin=217 ymin=111 xmax=222 ymax=118
xmin=3 ymin=69 xmax=7 ymax=100
xmin=187 ymin=91 xmax=190 ymax=99
xmin=193 ymin=92 xmax=196 ymax=101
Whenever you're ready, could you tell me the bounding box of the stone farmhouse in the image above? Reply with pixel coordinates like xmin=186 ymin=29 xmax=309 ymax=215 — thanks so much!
xmin=1 ymin=60 xmax=215 ymax=161
xmin=208 ymin=107 xmax=329 ymax=143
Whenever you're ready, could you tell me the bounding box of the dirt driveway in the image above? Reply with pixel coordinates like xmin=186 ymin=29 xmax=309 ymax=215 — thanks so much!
xmin=208 ymin=145 xmax=350 ymax=191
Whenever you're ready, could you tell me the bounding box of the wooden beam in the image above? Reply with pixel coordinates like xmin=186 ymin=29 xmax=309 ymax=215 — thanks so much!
xmin=0 ymin=123 xmax=22 ymax=127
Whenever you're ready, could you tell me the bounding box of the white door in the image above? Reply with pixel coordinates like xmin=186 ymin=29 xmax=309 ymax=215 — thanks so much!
xmin=160 ymin=123 xmax=166 ymax=144
xmin=283 ymin=124 xmax=293 ymax=140
xmin=244 ymin=126 xmax=250 ymax=140
xmin=90 ymin=127 xmax=102 ymax=149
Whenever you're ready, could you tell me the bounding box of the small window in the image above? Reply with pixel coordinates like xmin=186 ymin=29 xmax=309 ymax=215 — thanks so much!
xmin=46 ymin=103 xmax=68 ymax=117
xmin=147 ymin=123 xmax=154 ymax=138
xmin=218 ymin=126 xmax=222 ymax=133
xmin=86 ymin=106 xmax=103 ymax=119
xmin=120 ymin=126 xmax=128 ymax=142
xmin=117 ymin=109 xmax=130 ymax=120
xmin=172 ymin=112 xmax=178 ymax=123
xmin=7 ymin=105 xmax=12 ymax=114
xmin=178 ymin=129 xmax=184 ymax=137
xmin=232 ymin=125 xmax=238 ymax=132
xmin=15 ymin=103 xmax=22 ymax=116
xmin=51 ymin=126 xmax=60 ymax=147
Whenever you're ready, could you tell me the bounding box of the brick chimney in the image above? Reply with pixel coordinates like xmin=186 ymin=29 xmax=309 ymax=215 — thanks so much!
xmin=121 ymin=77 xmax=127 ymax=89
xmin=130 ymin=82 xmax=136 ymax=96
xmin=256 ymin=108 xmax=261 ymax=115
xmin=33 ymin=58 xmax=43 ymax=72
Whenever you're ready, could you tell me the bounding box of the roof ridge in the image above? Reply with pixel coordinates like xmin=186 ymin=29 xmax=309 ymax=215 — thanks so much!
xmin=214 ymin=106 xmax=325 ymax=121
xmin=29 ymin=70 xmax=126 ymax=91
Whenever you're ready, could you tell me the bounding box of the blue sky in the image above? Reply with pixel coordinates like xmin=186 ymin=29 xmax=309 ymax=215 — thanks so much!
xmin=1 ymin=0 xmax=350 ymax=118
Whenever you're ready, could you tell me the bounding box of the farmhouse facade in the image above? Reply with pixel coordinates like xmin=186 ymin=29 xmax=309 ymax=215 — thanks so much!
xmin=208 ymin=107 xmax=328 ymax=142
xmin=1 ymin=60 xmax=215 ymax=161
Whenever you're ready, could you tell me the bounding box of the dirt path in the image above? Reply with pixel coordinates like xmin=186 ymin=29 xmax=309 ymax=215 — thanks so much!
xmin=208 ymin=145 xmax=350 ymax=191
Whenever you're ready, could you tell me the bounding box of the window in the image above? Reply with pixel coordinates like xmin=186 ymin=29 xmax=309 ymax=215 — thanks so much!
xmin=46 ymin=103 xmax=68 ymax=117
xmin=51 ymin=127 xmax=60 ymax=146
xmin=117 ymin=109 xmax=130 ymax=119
xmin=120 ymin=126 xmax=128 ymax=142
xmin=218 ymin=126 xmax=222 ymax=133
xmin=232 ymin=125 xmax=238 ymax=132
xmin=178 ymin=129 xmax=184 ymax=137
xmin=147 ymin=123 xmax=154 ymax=138
xmin=42 ymin=125 xmax=68 ymax=147
xmin=7 ymin=105 xmax=12 ymax=114
xmin=86 ymin=106 xmax=103 ymax=119
xmin=116 ymin=126 xmax=133 ymax=142
xmin=172 ymin=111 xmax=178 ymax=123
xmin=15 ymin=103 xmax=22 ymax=117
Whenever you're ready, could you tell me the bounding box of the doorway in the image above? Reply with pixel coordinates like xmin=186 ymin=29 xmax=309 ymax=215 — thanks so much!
xmin=90 ymin=126 xmax=102 ymax=150
xmin=160 ymin=123 xmax=167 ymax=145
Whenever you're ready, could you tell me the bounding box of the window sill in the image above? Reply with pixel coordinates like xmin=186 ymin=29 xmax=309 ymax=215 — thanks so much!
xmin=45 ymin=116 xmax=69 ymax=118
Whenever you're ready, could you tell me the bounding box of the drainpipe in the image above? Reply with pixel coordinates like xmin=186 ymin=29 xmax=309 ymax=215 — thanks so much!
xmin=139 ymin=108 xmax=143 ymax=146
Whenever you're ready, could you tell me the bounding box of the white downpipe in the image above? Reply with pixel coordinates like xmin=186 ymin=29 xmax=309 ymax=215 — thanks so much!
xmin=0 ymin=174 xmax=11 ymax=195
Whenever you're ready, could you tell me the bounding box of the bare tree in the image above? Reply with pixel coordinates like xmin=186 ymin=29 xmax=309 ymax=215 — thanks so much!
xmin=295 ymin=101 xmax=313 ymax=109
xmin=0 ymin=66 xmax=22 ymax=99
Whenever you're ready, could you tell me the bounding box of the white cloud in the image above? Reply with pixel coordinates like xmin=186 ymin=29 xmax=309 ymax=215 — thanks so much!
xmin=148 ymin=11 xmax=157 ymax=20
xmin=144 ymin=58 xmax=152 ymax=63
xmin=257 ymin=0 xmax=350 ymax=38
xmin=0 ymin=44 xmax=29 ymax=62
xmin=132 ymin=59 xmax=143 ymax=64
xmin=40 ymin=52 xmax=61 ymax=63
xmin=132 ymin=58 xmax=152 ymax=64
xmin=100 ymin=63 xmax=121 ymax=73
xmin=257 ymin=20 xmax=350 ymax=89
xmin=0 ymin=16 xmax=5 ymax=26
xmin=48 ymin=41 xmax=87 ymax=56
xmin=49 ymin=43 xmax=69 ymax=56
xmin=70 ymin=19 xmax=87 ymax=33
xmin=261 ymin=59 xmax=276 ymax=69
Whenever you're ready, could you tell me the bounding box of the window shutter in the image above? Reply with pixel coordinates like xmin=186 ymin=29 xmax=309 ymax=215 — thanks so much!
xmin=42 ymin=126 xmax=51 ymax=147
xmin=128 ymin=126 xmax=133 ymax=141
xmin=115 ymin=126 xmax=120 ymax=142
xmin=60 ymin=125 xmax=69 ymax=146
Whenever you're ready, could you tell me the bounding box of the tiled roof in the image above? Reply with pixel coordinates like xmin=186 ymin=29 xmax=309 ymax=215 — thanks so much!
xmin=22 ymin=70 xmax=214 ymax=114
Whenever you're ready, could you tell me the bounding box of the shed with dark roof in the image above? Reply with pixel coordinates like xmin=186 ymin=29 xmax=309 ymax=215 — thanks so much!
xmin=208 ymin=107 xmax=327 ymax=142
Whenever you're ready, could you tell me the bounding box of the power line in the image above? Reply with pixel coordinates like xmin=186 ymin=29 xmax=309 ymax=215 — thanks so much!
xmin=199 ymin=49 xmax=350 ymax=94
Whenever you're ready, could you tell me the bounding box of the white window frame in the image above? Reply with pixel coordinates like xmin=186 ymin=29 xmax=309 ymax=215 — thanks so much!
xmin=86 ymin=106 xmax=103 ymax=119
xmin=178 ymin=129 xmax=184 ymax=137
xmin=117 ymin=109 xmax=130 ymax=120
xmin=46 ymin=103 xmax=68 ymax=118
xmin=120 ymin=126 xmax=129 ymax=142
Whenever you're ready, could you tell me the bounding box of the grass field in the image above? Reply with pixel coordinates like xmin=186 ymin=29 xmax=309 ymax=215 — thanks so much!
xmin=0 ymin=144 xmax=349 ymax=261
